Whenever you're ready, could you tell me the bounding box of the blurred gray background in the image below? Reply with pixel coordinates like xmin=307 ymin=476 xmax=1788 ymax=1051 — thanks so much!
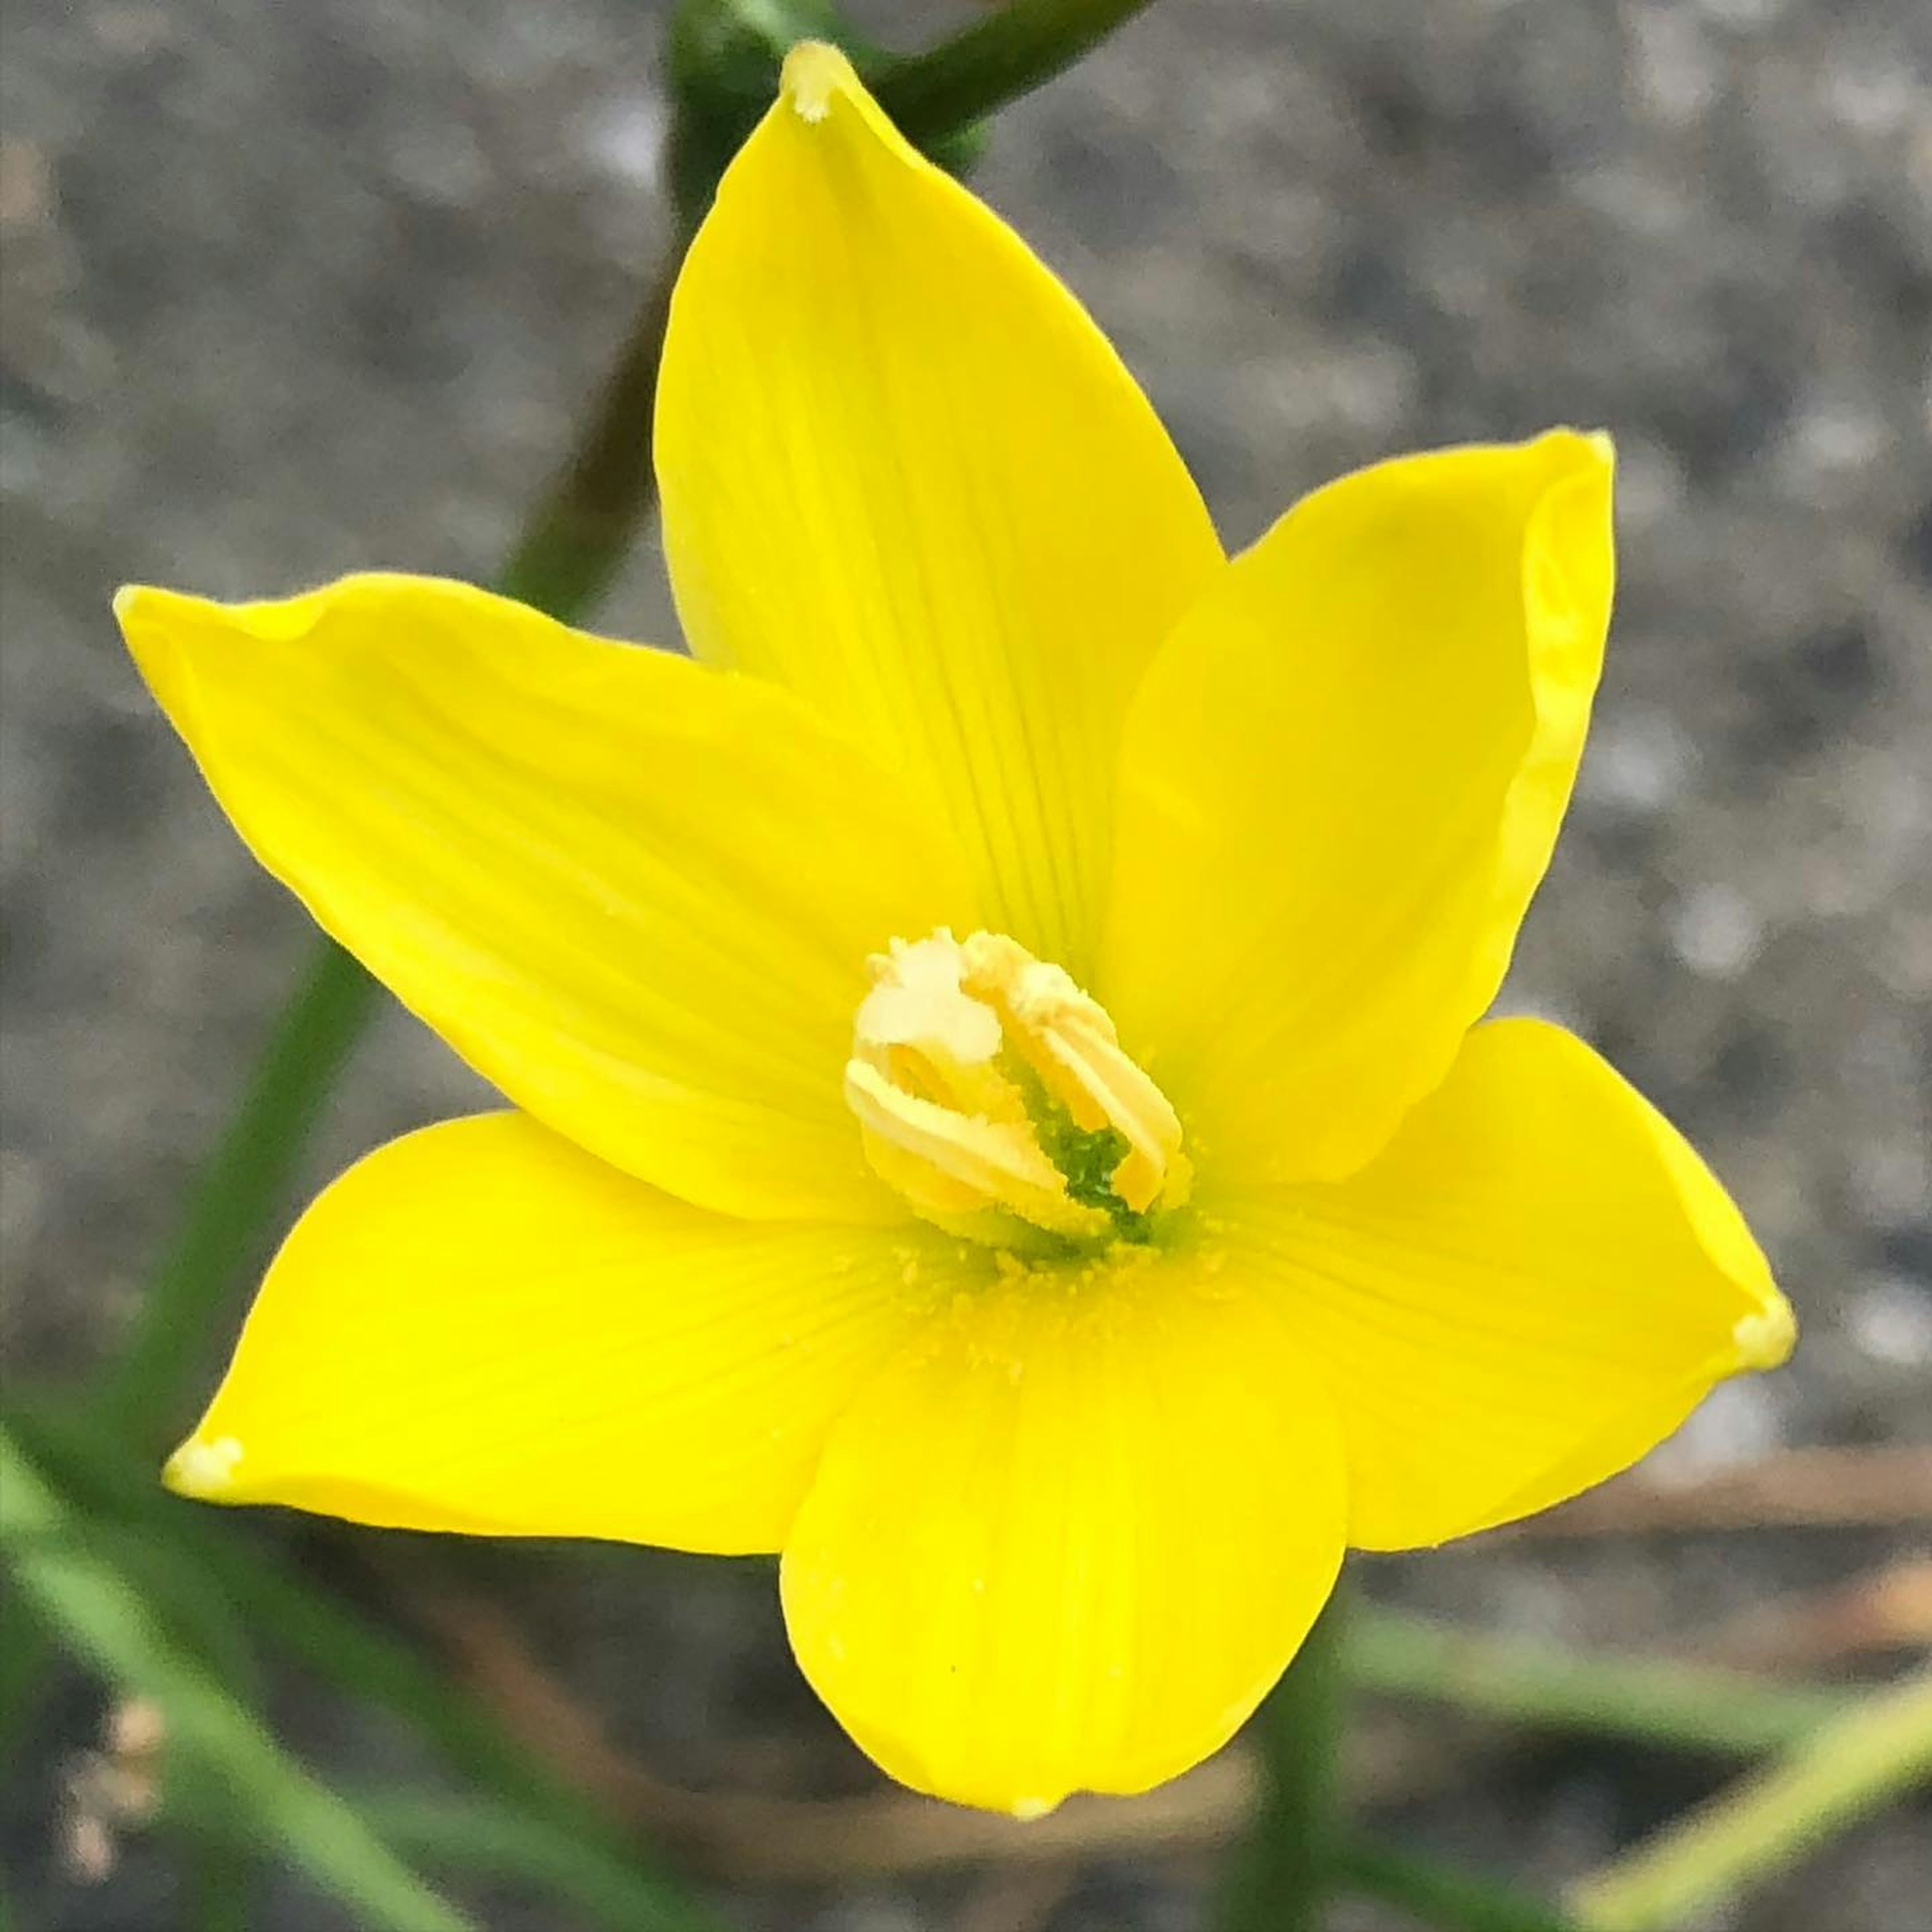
xmin=3 ymin=0 xmax=1928 ymax=1926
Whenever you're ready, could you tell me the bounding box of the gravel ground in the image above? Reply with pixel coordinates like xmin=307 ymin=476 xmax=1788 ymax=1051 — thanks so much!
xmin=3 ymin=0 xmax=1928 ymax=1926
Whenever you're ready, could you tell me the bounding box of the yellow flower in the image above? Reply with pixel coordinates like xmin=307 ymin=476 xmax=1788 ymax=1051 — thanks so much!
xmin=117 ymin=43 xmax=1794 ymax=1817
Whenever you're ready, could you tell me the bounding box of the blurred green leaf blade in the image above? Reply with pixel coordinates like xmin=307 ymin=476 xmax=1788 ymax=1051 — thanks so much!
xmin=2 ymin=1421 xmax=474 ymax=1932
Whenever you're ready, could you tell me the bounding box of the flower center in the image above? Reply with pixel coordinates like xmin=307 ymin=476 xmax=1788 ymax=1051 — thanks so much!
xmin=844 ymin=928 xmax=1190 ymax=1250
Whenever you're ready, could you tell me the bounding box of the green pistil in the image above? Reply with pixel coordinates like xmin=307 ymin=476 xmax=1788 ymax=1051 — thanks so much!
xmin=1038 ymin=1116 xmax=1156 ymax=1243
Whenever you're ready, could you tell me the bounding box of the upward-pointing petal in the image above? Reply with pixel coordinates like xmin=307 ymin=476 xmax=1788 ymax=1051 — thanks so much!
xmin=657 ymin=43 xmax=1223 ymax=984
xmin=1102 ymin=432 xmax=1614 ymax=1187
xmin=118 ymin=574 xmax=975 ymax=1222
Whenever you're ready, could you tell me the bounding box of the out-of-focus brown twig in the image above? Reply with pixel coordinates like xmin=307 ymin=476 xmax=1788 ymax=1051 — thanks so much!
xmin=365 ymin=1542 xmax=1301 ymax=1885
xmin=1692 ymin=1558 xmax=1932 ymax=1672
xmin=395 ymin=1563 xmax=1876 ymax=1886
xmin=407 ymin=1573 xmax=1266 ymax=1880
xmin=385 ymin=1492 xmax=1928 ymax=1889
xmin=1490 ymin=1445 xmax=1932 ymax=1540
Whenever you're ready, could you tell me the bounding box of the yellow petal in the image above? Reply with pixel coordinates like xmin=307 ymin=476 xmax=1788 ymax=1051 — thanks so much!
xmin=657 ymin=43 xmax=1222 ymax=982
xmin=164 ymin=1112 xmax=968 ymax=1550
xmin=1219 ymin=1018 xmax=1794 ymax=1551
xmin=1101 ymin=432 xmax=1614 ymax=1186
xmin=118 ymin=575 xmax=976 ymax=1222
xmin=779 ymin=1249 xmax=1347 ymax=1813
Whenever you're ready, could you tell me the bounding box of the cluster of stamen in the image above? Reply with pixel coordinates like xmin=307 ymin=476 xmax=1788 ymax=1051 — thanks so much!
xmin=844 ymin=929 xmax=1189 ymax=1250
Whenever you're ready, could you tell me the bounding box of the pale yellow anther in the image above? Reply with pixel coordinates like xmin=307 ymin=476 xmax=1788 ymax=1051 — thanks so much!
xmin=846 ymin=928 xmax=1188 ymax=1247
xmin=857 ymin=934 xmax=1002 ymax=1067
xmin=960 ymin=933 xmax=1189 ymax=1214
xmin=845 ymin=1060 xmax=1109 ymax=1243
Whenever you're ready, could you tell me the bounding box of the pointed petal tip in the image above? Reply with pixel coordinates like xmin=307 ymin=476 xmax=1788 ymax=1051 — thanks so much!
xmin=1558 ymin=424 xmax=1615 ymax=458
xmin=111 ymin=583 xmax=151 ymax=626
xmin=781 ymin=40 xmax=859 ymax=124
xmin=113 ymin=583 xmax=204 ymax=658
xmin=113 ymin=582 xmax=218 ymax=718
xmin=114 ymin=581 xmax=214 ymax=626
xmin=115 ymin=584 xmax=189 ymax=697
xmin=113 ymin=582 xmax=238 ymax=662
xmin=1733 ymin=1292 xmax=1798 ymax=1372
xmin=1531 ymin=425 xmax=1615 ymax=482
xmin=162 ymin=1432 xmax=245 ymax=1501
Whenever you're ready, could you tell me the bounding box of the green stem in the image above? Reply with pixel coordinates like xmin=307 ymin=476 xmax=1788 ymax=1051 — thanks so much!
xmin=1336 ymin=1840 xmax=1583 ymax=1932
xmin=875 ymin=0 xmax=1162 ymax=145
xmin=1569 ymin=1665 xmax=1932 ymax=1931
xmin=493 ymin=248 xmax=682 ymax=622
xmin=1349 ymin=1608 xmax=1847 ymax=1759
xmin=0 ymin=1425 xmax=473 ymax=1932
xmin=93 ymin=940 xmax=378 ymax=1446
xmin=1219 ymin=1585 xmax=1349 ymax=1932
